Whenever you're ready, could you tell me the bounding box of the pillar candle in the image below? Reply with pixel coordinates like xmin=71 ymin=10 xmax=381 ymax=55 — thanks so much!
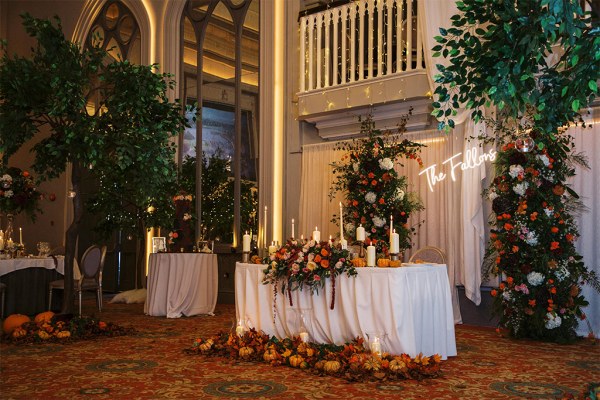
xmin=340 ymin=238 xmax=348 ymax=250
xmin=328 ymin=235 xmax=332 ymax=245
xmin=19 ymin=227 xmax=23 ymax=245
xmin=313 ymin=227 xmax=320 ymax=242
xmin=366 ymin=245 xmax=376 ymax=266
xmin=356 ymin=224 xmax=365 ymax=241
xmin=370 ymin=337 xmax=382 ymax=355
xmin=242 ymin=231 xmax=251 ymax=252
xmin=268 ymin=241 xmax=277 ymax=255
xmin=390 ymin=229 xmax=400 ymax=254
xmin=299 ymin=331 xmax=309 ymax=342
xmin=291 ymin=218 xmax=295 ymax=239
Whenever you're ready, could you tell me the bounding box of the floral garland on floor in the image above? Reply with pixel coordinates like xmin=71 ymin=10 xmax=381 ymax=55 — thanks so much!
xmin=262 ymin=239 xmax=356 ymax=311
xmin=485 ymin=129 xmax=600 ymax=342
xmin=2 ymin=313 xmax=135 ymax=344
xmin=330 ymin=113 xmax=424 ymax=254
xmin=186 ymin=329 xmax=442 ymax=382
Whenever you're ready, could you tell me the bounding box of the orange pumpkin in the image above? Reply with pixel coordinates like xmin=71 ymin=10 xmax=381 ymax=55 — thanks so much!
xmin=389 ymin=260 xmax=401 ymax=268
xmin=34 ymin=311 xmax=55 ymax=325
xmin=11 ymin=327 xmax=27 ymax=339
xmin=56 ymin=331 xmax=71 ymax=339
xmin=288 ymin=354 xmax=304 ymax=367
xmin=377 ymin=258 xmax=390 ymax=268
xmin=324 ymin=360 xmax=341 ymax=373
xmin=3 ymin=314 xmax=31 ymax=335
xmin=352 ymin=258 xmax=366 ymax=268
xmin=262 ymin=349 xmax=279 ymax=362
xmin=238 ymin=346 xmax=254 ymax=359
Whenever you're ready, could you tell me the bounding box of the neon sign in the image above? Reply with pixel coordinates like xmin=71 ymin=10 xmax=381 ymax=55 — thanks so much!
xmin=419 ymin=147 xmax=496 ymax=192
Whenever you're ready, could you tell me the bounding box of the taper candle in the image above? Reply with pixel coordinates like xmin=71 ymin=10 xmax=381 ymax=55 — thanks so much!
xmin=313 ymin=227 xmax=320 ymax=242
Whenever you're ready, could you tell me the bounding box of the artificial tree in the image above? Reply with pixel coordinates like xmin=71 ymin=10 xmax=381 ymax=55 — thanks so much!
xmin=432 ymin=0 xmax=600 ymax=341
xmin=0 ymin=15 xmax=185 ymax=313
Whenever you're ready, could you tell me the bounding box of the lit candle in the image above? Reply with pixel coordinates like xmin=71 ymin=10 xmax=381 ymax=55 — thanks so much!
xmin=299 ymin=332 xmax=309 ymax=342
xmin=339 ymin=202 xmax=344 ymax=240
xmin=367 ymin=245 xmax=376 ymax=267
xmin=300 ymin=234 xmax=304 ymax=241
xmin=236 ymin=325 xmax=245 ymax=336
xmin=370 ymin=337 xmax=382 ymax=355
xmin=328 ymin=235 xmax=332 ymax=245
xmin=242 ymin=231 xmax=251 ymax=252
xmin=264 ymin=206 xmax=268 ymax=248
xmin=19 ymin=227 xmax=22 ymax=245
xmin=356 ymin=224 xmax=365 ymax=241
xmin=389 ymin=215 xmax=393 ymax=241
xmin=390 ymin=229 xmax=400 ymax=254
xmin=313 ymin=227 xmax=320 ymax=242
xmin=291 ymin=218 xmax=295 ymax=239
xmin=0 ymin=238 xmax=4 ymax=251
xmin=268 ymin=241 xmax=277 ymax=255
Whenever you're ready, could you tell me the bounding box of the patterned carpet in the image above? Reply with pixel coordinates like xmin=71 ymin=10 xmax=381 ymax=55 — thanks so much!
xmin=1 ymin=297 xmax=598 ymax=399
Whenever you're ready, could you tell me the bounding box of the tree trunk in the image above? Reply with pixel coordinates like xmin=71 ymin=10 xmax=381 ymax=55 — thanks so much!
xmin=61 ymin=160 xmax=83 ymax=314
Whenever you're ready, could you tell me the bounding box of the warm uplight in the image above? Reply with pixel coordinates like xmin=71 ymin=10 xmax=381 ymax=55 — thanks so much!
xmin=272 ymin=0 xmax=284 ymax=244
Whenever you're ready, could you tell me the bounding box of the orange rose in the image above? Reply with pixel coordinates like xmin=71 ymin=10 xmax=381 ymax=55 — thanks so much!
xmin=371 ymin=180 xmax=377 ymax=186
xmin=490 ymin=289 xmax=497 ymax=297
xmin=530 ymin=212 xmax=538 ymax=221
xmin=352 ymin=200 xmax=358 ymax=206
xmin=314 ymin=255 xmax=322 ymax=263
xmin=98 ymin=321 xmax=107 ymax=330
xmin=320 ymin=248 xmax=329 ymax=256
xmin=504 ymin=223 xmax=513 ymax=231
xmin=320 ymin=259 xmax=330 ymax=268
xmin=512 ymin=245 xmax=519 ymax=253
xmin=172 ymin=232 xmax=179 ymax=239
xmin=550 ymin=287 xmax=557 ymax=294
xmin=566 ymin=234 xmax=574 ymax=241
xmin=496 ymin=256 xmax=501 ymax=265
xmin=550 ymin=242 xmax=560 ymax=250
xmin=552 ymin=184 xmax=565 ymax=196
xmin=528 ymin=299 xmax=536 ymax=307
xmin=368 ymin=172 xmax=375 ymax=179
xmin=22 ymin=171 xmax=30 ymax=177
xmin=499 ymin=283 xmax=506 ymax=290
xmin=551 ymin=227 xmax=559 ymax=233
xmin=490 ymin=233 xmax=497 ymax=240
xmin=506 ymin=277 xmax=514 ymax=285
xmin=378 ymin=198 xmax=385 ymax=204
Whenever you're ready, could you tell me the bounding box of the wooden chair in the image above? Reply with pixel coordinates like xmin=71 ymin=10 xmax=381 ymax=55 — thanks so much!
xmin=48 ymin=245 xmax=107 ymax=315
xmin=409 ymin=246 xmax=447 ymax=264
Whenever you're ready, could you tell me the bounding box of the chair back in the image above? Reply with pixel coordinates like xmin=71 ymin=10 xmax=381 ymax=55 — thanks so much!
xmin=409 ymin=246 xmax=447 ymax=264
xmin=79 ymin=245 xmax=107 ymax=280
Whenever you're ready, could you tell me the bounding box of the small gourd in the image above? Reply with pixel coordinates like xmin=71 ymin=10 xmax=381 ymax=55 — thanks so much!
xmin=238 ymin=346 xmax=254 ymax=359
xmin=11 ymin=326 xmax=27 ymax=339
xmin=377 ymin=258 xmax=390 ymax=268
xmin=56 ymin=330 xmax=71 ymax=339
xmin=263 ymin=349 xmax=279 ymax=362
xmin=198 ymin=339 xmax=214 ymax=352
xmin=2 ymin=314 xmax=31 ymax=335
xmin=288 ymin=354 xmax=304 ymax=367
xmin=389 ymin=358 xmax=407 ymax=372
xmin=323 ymin=360 xmax=341 ymax=373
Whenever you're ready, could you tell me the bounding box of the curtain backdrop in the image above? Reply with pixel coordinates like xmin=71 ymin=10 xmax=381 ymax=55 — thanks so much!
xmin=568 ymin=123 xmax=600 ymax=337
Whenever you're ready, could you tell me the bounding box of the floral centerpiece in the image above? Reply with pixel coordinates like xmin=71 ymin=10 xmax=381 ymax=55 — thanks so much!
xmin=262 ymin=239 xmax=356 ymax=310
xmin=485 ymin=129 xmax=600 ymax=342
xmin=330 ymin=114 xmax=424 ymax=253
xmin=168 ymin=192 xmax=194 ymax=252
xmin=0 ymin=166 xmax=40 ymax=220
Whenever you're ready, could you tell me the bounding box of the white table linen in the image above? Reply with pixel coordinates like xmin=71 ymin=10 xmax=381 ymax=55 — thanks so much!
xmin=145 ymin=253 xmax=218 ymax=318
xmin=235 ymin=262 xmax=457 ymax=359
xmin=0 ymin=256 xmax=64 ymax=276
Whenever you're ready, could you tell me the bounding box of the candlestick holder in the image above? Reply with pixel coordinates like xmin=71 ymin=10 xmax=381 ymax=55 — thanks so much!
xmin=390 ymin=252 xmax=400 ymax=261
xmin=358 ymin=241 xmax=365 ymax=258
xmin=242 ymin=251 xmax=250 ymax=263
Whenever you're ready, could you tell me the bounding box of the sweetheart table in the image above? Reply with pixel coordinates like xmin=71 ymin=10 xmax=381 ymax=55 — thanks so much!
xmin=235 ymin=262 xmax=457 ymax=359
xmin=145 ymin=253 xmax=218 ymax=318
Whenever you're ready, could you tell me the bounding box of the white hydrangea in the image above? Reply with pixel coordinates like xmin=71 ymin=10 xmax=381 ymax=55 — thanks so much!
xmin=513 ymin=182 xmax=529 ymax=196
xmin=365 ymin=192 xmax=377 ymax=204
xmin=544 ymin=208 xmax=554 ymax=217
xmin=525 ymin=231 xmax=538 ymax=246
xmin=488 ymin=190 xmax=498 ymax=201
xmin=545 ymin=313 xmax=562 ymax=329
xmin=3 ymin=190 xmax=13 ymax=198
xmin=509 ymin=165 xmax=524 ymax=178
xmin=378 ymin=157 xmax=394 ymax=170
xmin=352 ymin=162 xmax=360 ymax=172
xmin=555 ymin=266 xmax=570 ymax=282
xmin=372 ymin=216 xmax=386 ymax=227
xmin=537 ymin=154 xmax=550 ymax=167
xmin=344 ymin=223 xmax=355 ymax=234
xmin=395 ymin=188 xmax=405 ymax=201
xmin=0 ymin=174 xmax=12 ymax=182
xmin=527 ymin=271 xmax=544 ymax=286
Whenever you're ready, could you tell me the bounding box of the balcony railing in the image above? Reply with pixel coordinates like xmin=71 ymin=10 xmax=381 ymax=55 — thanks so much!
xmin=299 ymin=0 xmax=424 ymax=94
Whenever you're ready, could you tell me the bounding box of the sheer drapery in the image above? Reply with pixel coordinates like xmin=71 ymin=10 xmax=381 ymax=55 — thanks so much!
xmin=568 ymin=123 xmax=600 ymax=337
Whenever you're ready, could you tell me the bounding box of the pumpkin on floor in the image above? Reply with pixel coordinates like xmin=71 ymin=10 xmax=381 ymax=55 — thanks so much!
xmin=3 ymin=314 xmax=31 ymax=335
xmin=34 ymin=311 xmax=55 ymax=325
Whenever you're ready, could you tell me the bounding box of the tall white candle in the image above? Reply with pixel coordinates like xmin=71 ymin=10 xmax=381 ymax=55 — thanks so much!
xmin=242 ymin=231 xmax=251 ymax=252
xmin=291 ymin=218 xmax=295 ymax=239
xmin=328 ymin=235 xmax=332 ymax=245
xmin=19 ymin=227 xmax=22 ymax=245
xmin=264 ymin=206 xmax=267 ymax=248
xmin=367 ymin=245 xmax=376 ymax=266
xmin=389 ymin=215 xmax=393 ymax=241
xmin=356 ymin=224 xmax=365 ymax=241
xmin=313 ymin=227 xmax=320 ymax=242
xmin=340 ymin=238 xmax=348 ymax=250
xmin=339 ymin=202 xmax=344 ymax=240
xmin=390 ymin=229 xmax=400 ymax=254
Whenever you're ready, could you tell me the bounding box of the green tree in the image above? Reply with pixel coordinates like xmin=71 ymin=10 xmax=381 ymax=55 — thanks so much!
xmin=0 ymin=15 xmax=185 ymax=313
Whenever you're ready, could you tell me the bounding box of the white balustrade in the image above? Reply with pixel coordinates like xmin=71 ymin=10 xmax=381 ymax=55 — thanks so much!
xmin=298 ymin=0 xmax=424 ymax=93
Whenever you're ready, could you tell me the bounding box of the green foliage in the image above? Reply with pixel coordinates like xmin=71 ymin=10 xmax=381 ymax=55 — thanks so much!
xmin=432 ymin=0 xmax=599 ymax=134
xmin=330 ymin=114 xmax=424 ymax=253
xmin=180 ymin=152 xmax=258 ymax=242
xmin=0 ymin=14 xmax=185 ymax=239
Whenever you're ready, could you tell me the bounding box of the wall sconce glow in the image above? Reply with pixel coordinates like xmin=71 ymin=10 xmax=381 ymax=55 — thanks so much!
xmin=419 ymin=147 xmax=497 ymax=192
xmin=67 ymin=190 xmax=77 ymax=198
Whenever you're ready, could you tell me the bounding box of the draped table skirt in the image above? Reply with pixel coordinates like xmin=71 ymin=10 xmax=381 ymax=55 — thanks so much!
xmin=235 ymin=262 xmax=457 ymax=359
xmin=145 ymin=253 xmax=218 ymax=318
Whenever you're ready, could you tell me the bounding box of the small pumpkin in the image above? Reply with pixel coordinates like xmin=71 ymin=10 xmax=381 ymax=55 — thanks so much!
xmin=38 ymin=330 xmax=51 ymax=340
xmin=34 ymin=311 xmax=55 ymax=325
xmin=314 ymin=360 xmax=325 ymax=371
xmin=389 ymin=358 xmax=407 ymax=372
xmin=11 ymin=327 xmax=27 ymax=339
xmin=56 ymin=330 xmax=71 ymax=339
xmin=288 ymin=354 xmax=304 ymax=368
xmin=377 ymin=258 xmax=390 ymax=268
xmin=389 ymin=260 xmax=401 ymax=268
xmin=3 ymin=314 xmax=31 ymax=335
xmin=351 ymin=258 xmax=366 ymax=268
xmin=263 ymin=349 xmax=279 ymax=362
xmin=238 ymin=346 xmax=254 ymax=359
xmin=199 ymin=339 xmax=214 ymax=352
xmin=323 ymin=360 xmax=341 ymax=373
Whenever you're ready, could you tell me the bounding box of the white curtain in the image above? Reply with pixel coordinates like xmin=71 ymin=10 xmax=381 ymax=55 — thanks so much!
xmin=567 ymin=123 xmax=600 ymax=337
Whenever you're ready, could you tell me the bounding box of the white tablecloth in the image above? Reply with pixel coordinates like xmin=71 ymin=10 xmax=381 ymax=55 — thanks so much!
xmin=235 ymin=262 xmax=457 ymax=359
xmin=145 ymin=253 xmax=218 ymax=318
xmin=0 ymin=256 xmax=64 ymax=276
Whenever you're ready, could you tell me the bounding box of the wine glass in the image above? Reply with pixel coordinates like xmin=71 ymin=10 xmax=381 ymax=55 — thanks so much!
xmin=37 ymin=241 xmax=50 ymax=257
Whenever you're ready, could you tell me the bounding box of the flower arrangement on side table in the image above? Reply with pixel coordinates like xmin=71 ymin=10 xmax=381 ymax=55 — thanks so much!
xmin=262 ymin=238 xmax=357 ymax=310
xmin=0 ymin=167 xmax=40 ymax=220
xmin=330 ymin=113 xmax=425 ymax=254
xmin=168 ymin=192 xmax=194 ymax=252
xmin=187 ymin=328 xmax=442 ymax=382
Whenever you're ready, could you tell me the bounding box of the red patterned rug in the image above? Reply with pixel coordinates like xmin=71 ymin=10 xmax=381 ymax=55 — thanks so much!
xmin=1 ymin=298 xmax=598 ymax=399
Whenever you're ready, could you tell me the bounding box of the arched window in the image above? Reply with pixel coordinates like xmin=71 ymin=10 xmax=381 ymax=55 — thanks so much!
xmin=180 ymin=0 xmax=259 ymax=248
xmin=86 ymin=0 xmax=142 ymax=63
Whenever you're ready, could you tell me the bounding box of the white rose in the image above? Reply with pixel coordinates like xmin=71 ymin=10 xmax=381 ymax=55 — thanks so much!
xmin=544 ymin=313 xmax=562 ymax=329
xmin=395 ymin=189 xmax=405 ymax=201
xmin=488 ymin=190 xmax=498 ymax=201
xmin=4 ymin=190 xmax=13 ymax=198
xmin=513 ymin=182 xmax=529 ymax=196
xmin=537 ymin=154 xmax=550 ymax=167
xmin=372 ymin=216 xmax=386 ymax=227
xmin=378 ymin=157 xmax=394 ymax=170
xmin=527 ymin=271 xmax=544 ymax=286
xmin=509 ymin=165 xmax=524 ymax=178
xmin=1 ymin=174 xmax=12 ymax=182
xmin=525 ymin=231 xmax=538 ymax=246
xmin=365 ymin=192 xmax=377 ymax=204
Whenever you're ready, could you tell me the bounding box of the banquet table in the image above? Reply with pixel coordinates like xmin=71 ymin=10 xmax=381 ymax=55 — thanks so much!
xmin=0 ymin=256 xmax=65 ymax=315
xmin=235 ymin=262 xmax=457 ymax=360
xmin=145 ymin=253 xmax=218 ymax=318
